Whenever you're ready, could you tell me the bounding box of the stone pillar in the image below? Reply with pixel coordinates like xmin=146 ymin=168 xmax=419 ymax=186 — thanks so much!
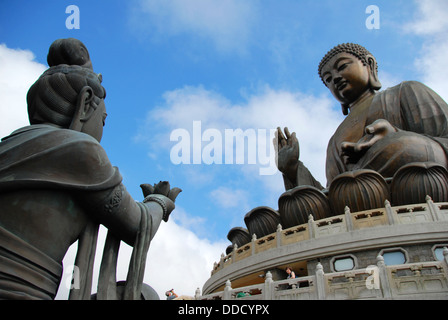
xmin=426 ymin=195 xmax=442 ymax=221
xmin=385 ymin=200 xmax=397 ymax=225
xmin=264 ymin=271 xmax=274 ymax=300
xmin=344 ymin=206 xmax=354 ymax=231
xmin=315 ymin=262 xmax=326 ymax=300
xmin=251 ymin=234 xmax=257 ymax=255
xmin=223 ymin=280 xmax=232 ymax=300
xmin=443 ymin=247 xmax=448 ymax=279
xmin=308 ymin=214 xmax=316 ymax=238
xmin=276 ymin=224 xmax=282 ymax=248
xmin=377 ymin=255 xmax=392 ymax=299
xmin=230 ymin=243 xmax=237 ymax=266
xmin=195 ymin=287 xmax=201 ymax=300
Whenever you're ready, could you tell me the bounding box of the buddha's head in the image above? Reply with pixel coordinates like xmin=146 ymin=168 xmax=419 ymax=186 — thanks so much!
xmin=26 ymin=39 xmax=107 ymax=142
xmin=318 ymin=43 xmax=381 ymax=115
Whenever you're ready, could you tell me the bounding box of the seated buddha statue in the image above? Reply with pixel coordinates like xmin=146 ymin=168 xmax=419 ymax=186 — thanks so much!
xmin=276 ymin=43 xmax=448 ymax=224
xmin=0 ymin=38 xmax=181 ymax=300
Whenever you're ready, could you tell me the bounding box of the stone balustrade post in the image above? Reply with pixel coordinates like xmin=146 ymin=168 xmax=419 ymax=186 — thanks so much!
xmin=231 ymin=243 xmax=237 ymax=265
xmin=315 ymin=262 xmax=326 ymax=300
xmin=264 ymin=271 xmax=274 ymax=300
xmin=276 ymin=224 xmax=282 ymax=248
xmin=376 ymin=255 xmax=392 ymax=299
xmin=223 ymin=280 xmax=232 ymax=300
xmin=195 ymin=287 xmax=201 ymax=300
xmin=251 ymin=234 xmax=257 ymax=255
xmin=426 ymin=195 xmax=442 ymax=221
xmin=443 ymin=247 xmax=448 ymax=279
xmin=344 ymin=206 xmax=354 ymax=231
xmin=308 ymin=214 xmax=316 ymax=238
xmin=384 ymin=200 xmax=396 ymax=225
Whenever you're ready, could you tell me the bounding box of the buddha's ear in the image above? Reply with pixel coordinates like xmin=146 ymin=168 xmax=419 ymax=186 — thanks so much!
xmin=69 ymin=86 xmax=94 ymax=131
xmin=366 ymin=54 xmax=382 ymax=91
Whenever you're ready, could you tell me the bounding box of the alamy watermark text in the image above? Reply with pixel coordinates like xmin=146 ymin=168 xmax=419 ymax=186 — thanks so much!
xmin=170 ymin=121 xmax=277 ymax=176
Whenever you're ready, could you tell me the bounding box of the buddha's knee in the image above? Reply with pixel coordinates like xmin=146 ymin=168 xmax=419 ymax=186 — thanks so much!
xmin=278 ymin=186 xmax=331 ymax=227
xmin=391 ymin=162 xmax=448 ymax=205
xmin=357 ymin=131 xmax=447 ymax=177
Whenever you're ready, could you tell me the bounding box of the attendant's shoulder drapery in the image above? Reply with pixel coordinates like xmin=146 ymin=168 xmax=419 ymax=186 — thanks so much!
xmin=0 ymin=124 xmax=122 ymax=193
xmin=0 ymin=125 xmax=161 ymax=300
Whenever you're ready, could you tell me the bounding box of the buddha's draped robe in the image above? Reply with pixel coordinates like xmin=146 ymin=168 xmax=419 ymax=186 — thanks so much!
xmin=283 ymin=81 xmax=448 ymax=189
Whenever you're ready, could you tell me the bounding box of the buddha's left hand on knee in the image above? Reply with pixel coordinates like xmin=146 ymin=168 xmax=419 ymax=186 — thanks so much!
xmin=341 ymin=119 xmax=398 ymax=164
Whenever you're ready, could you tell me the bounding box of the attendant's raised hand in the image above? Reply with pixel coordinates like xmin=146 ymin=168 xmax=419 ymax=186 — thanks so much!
xmin=140 ymin=181 xmax=182 ymax=222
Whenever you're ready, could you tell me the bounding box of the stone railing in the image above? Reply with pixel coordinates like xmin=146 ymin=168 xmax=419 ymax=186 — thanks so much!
xmin=198 ymin=249 xmax=448 ymax=300
xmin=211 ymin=198 xmax=448 ymax=275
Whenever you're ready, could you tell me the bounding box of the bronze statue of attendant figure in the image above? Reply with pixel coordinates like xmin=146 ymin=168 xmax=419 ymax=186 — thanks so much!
xmin=276 ymin=43 xmax=448 ymax=220
xmin=0 ymin=38 xmax=181 ymax=300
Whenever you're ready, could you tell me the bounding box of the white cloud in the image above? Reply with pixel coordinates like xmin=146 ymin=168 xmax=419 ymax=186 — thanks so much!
xmin=210 ymin=186 xmax=251 ymax=210
xmin=209 ymin=186 xmax=257 ymax=229
xmin=378 ymin=70 xmax=403 ymax=91
xmin=133 ymin=0 xmax=259 ymax=54
xmin=139 ymin=85 xmax=342 ymax=255
xmin=145 ymin=220 xmax=227 ymax=298
xmin=213 ymin=186 xmax=253 ymax=213
xmin=0 ymin=43 xmax=224 ymax=300
xmin=0 ymin=44 xmax=46 ymax=139
xmin=146 ymin=84 xmax=342 ymax=187
xmin=56 ymin=218 xmax=226 ymax=300
xmin=414 ymin=39 xmax=448 ymax=102
xmin=405 ymin=0 xmax=448 ymax=101
xmin=404 ymin=0 xmax=448 ymax=36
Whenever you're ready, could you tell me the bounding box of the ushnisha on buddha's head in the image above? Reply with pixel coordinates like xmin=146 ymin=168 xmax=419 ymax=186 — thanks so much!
xmin=318 ymin=43 xmax=382 ymax=115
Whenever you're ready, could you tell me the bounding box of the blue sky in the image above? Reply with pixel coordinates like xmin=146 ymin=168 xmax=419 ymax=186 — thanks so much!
xmin=1 ymin=0 xmax=447 ymax=298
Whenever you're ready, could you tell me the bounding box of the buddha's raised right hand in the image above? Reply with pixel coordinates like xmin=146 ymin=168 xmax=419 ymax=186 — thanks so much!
xmin=274 ymin=127 xmax=300 ymax=181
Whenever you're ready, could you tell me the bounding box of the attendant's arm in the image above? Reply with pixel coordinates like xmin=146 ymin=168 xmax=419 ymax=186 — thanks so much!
xmin=80 ymin=182 xmax=179 ymax=246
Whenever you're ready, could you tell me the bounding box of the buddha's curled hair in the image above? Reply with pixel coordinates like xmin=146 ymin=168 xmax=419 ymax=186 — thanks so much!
xmin=318 ymin=43 xmax=378 ymax=85
xmin=27 ymin=65 xmax=105 ymax=127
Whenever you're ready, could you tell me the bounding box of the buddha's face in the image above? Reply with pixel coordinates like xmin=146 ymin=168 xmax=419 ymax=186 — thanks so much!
xmin=320 ymin=52 xmax=371 ymax=105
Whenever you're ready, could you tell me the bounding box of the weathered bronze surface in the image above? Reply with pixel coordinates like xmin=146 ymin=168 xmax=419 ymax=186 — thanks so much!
xmin=276 ymin=43 xmax=448 ymax=225
xmin=391 ymin=162 xmax=448 ymax=205
xmin=278 ymin=185 xmax=330 ymax=227
xmin=244 ymin=207 xmax=280 ymax=238
xmin=0 ymin=38 xmax=181 ymax=300
xmin=328 ymin=169 xmax=389 ymax=215
xmin=227 ymin=227 xmax=251 ymax=247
